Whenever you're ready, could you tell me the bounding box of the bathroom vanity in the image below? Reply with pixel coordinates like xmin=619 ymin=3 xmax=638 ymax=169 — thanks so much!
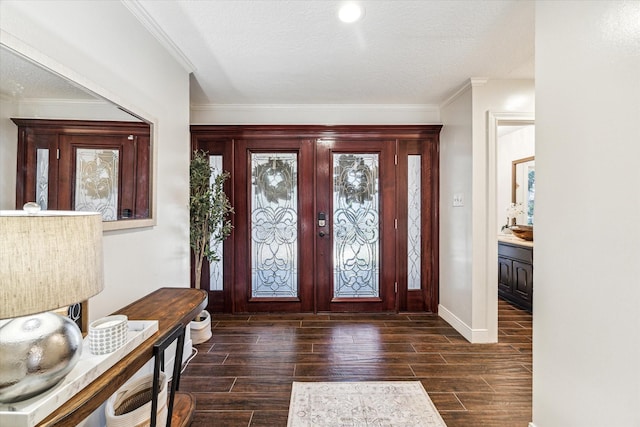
xmin=498 ymin=236 xmax=533 ymax=313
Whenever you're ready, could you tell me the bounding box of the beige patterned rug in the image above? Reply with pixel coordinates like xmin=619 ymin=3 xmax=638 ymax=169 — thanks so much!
xmin=287 ymin=381 xmax=447 ymax=427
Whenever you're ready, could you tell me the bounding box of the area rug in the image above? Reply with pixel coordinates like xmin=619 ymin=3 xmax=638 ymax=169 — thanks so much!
xmin=287 ymin=381 xmax=447 ymax=427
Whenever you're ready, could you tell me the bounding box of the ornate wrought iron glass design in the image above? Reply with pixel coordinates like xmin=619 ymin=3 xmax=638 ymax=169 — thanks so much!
xmin=209 ymin=155 xmax=224 ymax=291
xmin=251 ymin=153 xmax=298 ymax=297
xmin=333 ymin=153 xmax=380 ymax=298
xmin=74 ymin=148 xmax=119 ymax=221
xmin=407 ymin=155 xmax=422 ymax=290
xmin=36 ymin=148 xmax=49 ymax=210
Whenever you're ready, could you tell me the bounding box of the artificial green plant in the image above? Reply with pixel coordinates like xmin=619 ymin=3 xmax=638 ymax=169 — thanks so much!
xmin=190 ymin=150 xmax=233 ymax=289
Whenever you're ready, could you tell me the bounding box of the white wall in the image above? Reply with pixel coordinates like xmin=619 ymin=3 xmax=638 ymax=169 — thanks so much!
xmin=439 ymin=79 xmax=534 ymax=343
xmin=534 ymin=2 xmax=640 ymax=426
xmin=0 ymin=0 xmax=192 ymax=320
xmin=439 ymin=83 xmax=474 ymax=331
xmin=0 ymin=97 xmax=18 ymax=209
xmin=191 ymin=103 xmax=441 ymax=125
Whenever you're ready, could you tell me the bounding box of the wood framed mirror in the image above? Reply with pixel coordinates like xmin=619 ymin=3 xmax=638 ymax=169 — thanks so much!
xmin=512 ymin=156 xmax=535 ymax=225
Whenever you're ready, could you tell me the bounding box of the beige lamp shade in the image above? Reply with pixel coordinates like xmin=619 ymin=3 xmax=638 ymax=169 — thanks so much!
xmin=0 ymin=210 xmax=104 ymax=319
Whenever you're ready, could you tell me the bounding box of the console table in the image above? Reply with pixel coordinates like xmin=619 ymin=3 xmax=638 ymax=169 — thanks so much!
xmin=36 ymin=287 xmax=207 ymax=427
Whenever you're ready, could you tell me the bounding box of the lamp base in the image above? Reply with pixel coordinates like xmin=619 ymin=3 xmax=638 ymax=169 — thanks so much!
xmin=0 ymin=312 xmax=83 ymax=403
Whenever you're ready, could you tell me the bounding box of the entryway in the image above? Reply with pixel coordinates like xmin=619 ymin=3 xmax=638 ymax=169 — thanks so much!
xmin=191 ymin=125 xmax=441 ymax=314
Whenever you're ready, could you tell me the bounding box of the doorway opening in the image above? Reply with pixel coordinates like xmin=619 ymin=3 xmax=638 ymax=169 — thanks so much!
xmin=488 ymin=113 xmax=534 ymax=342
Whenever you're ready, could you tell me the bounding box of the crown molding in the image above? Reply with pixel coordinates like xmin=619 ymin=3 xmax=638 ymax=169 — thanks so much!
xmin=122 ymin=0 xmax=195 ymax=73
xmin=439 ymin=77 xmax=490 ymax=110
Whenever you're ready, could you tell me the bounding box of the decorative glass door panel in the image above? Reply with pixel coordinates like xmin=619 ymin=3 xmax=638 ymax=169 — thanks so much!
xmin=407 ymin=155 xmax=421 ymax=290
xmin=251 ymin=152 xmax=299 ymax=298
xmin=332 ymin=153 xmax=380 ymax=299
xmin=316 ymin=139 xmax=397 ymax=312
xmin=36 ymin=148 xmax=50 ymax=210
xmin=74 ymin=148 xmax=120 ymax=221
xmin=209 ymin=155 xmax=224 ymax=291
xmin=233 ymin=138 xmax=314 ymax=312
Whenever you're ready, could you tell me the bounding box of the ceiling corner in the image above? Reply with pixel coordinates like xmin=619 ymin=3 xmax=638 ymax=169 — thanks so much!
xmin=122 ymin=0 xmax=196 ymax=73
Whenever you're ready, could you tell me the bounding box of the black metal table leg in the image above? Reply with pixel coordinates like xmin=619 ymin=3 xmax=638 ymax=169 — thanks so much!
xmin=151 ymin=324 xmax=186 ymax=427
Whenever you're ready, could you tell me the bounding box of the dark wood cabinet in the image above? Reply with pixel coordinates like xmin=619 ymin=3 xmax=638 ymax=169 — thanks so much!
xmin=498 ymin=240 xmax=533 ymax=313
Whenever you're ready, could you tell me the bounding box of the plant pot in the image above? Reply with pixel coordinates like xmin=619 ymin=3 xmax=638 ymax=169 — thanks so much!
xmin=105 ymin=372 xmax=168 ymax=427
xmin=189 ymin=310 xmax=212 ymax=344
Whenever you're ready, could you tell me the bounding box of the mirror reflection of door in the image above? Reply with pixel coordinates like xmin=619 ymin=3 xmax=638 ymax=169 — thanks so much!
xmin=191 ymin=126 xmax=440 ymax=314
xmin=13 ymin=119 xmax=151 ymax=221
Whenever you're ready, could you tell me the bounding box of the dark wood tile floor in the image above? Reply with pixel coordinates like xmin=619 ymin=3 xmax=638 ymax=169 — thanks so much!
xmin=181 ymin=299 xmax=532 ymax=426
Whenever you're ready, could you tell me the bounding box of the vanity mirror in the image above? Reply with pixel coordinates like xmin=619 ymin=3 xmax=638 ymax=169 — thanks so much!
xmin=0 ymin=42 xmax=155 ymax=230
xmin=512 ymin=156 xmax=535 ymax=225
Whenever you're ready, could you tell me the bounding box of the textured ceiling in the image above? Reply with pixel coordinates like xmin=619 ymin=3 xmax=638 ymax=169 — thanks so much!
xmin=0 ymin=46 xmax=97 ymax=100
xmin=132 ymin=0 xmax=535 ymax=106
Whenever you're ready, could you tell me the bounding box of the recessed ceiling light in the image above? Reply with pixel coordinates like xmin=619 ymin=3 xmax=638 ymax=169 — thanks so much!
xmin=339 ymin=3 xmax=364 ymax=23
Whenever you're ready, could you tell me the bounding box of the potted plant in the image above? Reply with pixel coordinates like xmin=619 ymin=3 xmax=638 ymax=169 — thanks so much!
xmin=189 ymin=150 xmax=233 ymax=343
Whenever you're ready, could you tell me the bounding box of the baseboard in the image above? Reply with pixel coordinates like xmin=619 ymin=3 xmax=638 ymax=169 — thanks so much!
xmin=438 ymin=304 xmax=494 ymax=343
xmin=528 ymin=423 xmax=536 ymax=427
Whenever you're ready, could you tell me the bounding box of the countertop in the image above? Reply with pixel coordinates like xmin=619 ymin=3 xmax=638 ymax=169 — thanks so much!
xmin=498 ymin=233 xmax=534 ymax=248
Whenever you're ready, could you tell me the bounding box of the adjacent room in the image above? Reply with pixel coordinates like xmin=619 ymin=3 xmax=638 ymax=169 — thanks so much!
xmin=1 ymin=1 xmax=638 ymax=427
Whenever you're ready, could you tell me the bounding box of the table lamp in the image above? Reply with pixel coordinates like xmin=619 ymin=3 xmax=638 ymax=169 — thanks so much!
xmin=0 ymin=207 xmax=104 ymax=403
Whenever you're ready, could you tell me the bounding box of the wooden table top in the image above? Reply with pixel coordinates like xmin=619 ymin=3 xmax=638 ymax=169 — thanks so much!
xmin=37 ymin=287 xmax=207 ymax=427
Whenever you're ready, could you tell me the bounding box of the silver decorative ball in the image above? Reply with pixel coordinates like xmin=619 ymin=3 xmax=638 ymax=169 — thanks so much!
xmin=0 ymin=312 xmax=83 ymax=403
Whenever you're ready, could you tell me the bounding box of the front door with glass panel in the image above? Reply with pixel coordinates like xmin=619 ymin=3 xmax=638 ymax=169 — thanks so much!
xmin=233 ymin=138 xmax=396 ymax=312
xmin=315 ymin=139 xmax=396 ymax=312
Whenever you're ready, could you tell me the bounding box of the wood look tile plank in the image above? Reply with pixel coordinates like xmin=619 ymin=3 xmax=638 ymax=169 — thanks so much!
xmin=441 ymin=353 xmax=531 ymax=364
xmin=483 ymin=376 xmax=532 ymax=393
xmin=209 ymin=342 xmax=314 ymax=353
xmin=192 ymin=411 xmax=254 ymax=427
xmin=413 ymin=343 xmax=521 ymax=353
xmin=418 ymin=377 xmax=495 ymax=393
xmin=179 ymin=376 xmax=236 ymax=392
xmin=440 ymin=410 xmax=532 ymax=427
xmin=249 ymin=411 xmax=290 ymax=427
xmin=294 ymin=363 xmax=415 ymax=377
xmin=225 ymin=352 xmax=361 ymax=364
xmin=230 ymin=377 xmax=294 ymax=393
xmin=428 ymin=392 xmax=466 ymax=411
xmin=353 ymin=333 xmax=451 ymax=344
xmin=312 ymin=342 xmax=417 ymax=353
xmin=455 ymin=392 xmax=532 ymax=410
xmin=193 ymin=392 xmax=291 ymax=411
xmin=184 ymin=363 xmax=294 ymax=378
xmin=411 ymin=362 xmax=531 ymax=377
xmin=355 ymin=353 xmax=447 ymax=364
xmin=256 ymin=334 xmax=355 ymax=343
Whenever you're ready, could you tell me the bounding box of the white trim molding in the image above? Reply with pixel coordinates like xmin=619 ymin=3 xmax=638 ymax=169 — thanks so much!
xmin=439 ymin=77 xmax=487 ymax=110
xmin=438 ymin=304 xmax=493 ymax=343
xmin=123 ymin=0 xmax=195 ymax=73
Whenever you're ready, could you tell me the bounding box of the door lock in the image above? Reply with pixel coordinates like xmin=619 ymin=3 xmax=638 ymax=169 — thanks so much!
xmin=318 ymin=212 xmax=326 ymax=227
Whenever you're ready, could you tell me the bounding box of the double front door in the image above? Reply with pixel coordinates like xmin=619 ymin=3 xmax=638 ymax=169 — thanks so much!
xmin=192 ymin=125 xmax=441 ymax=313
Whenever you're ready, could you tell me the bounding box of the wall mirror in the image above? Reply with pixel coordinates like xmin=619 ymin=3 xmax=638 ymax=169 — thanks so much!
xmin=0 ymin=42 xmax=155 ymax=231
xmin=512 ymin=156 xmax=535 ymax=225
